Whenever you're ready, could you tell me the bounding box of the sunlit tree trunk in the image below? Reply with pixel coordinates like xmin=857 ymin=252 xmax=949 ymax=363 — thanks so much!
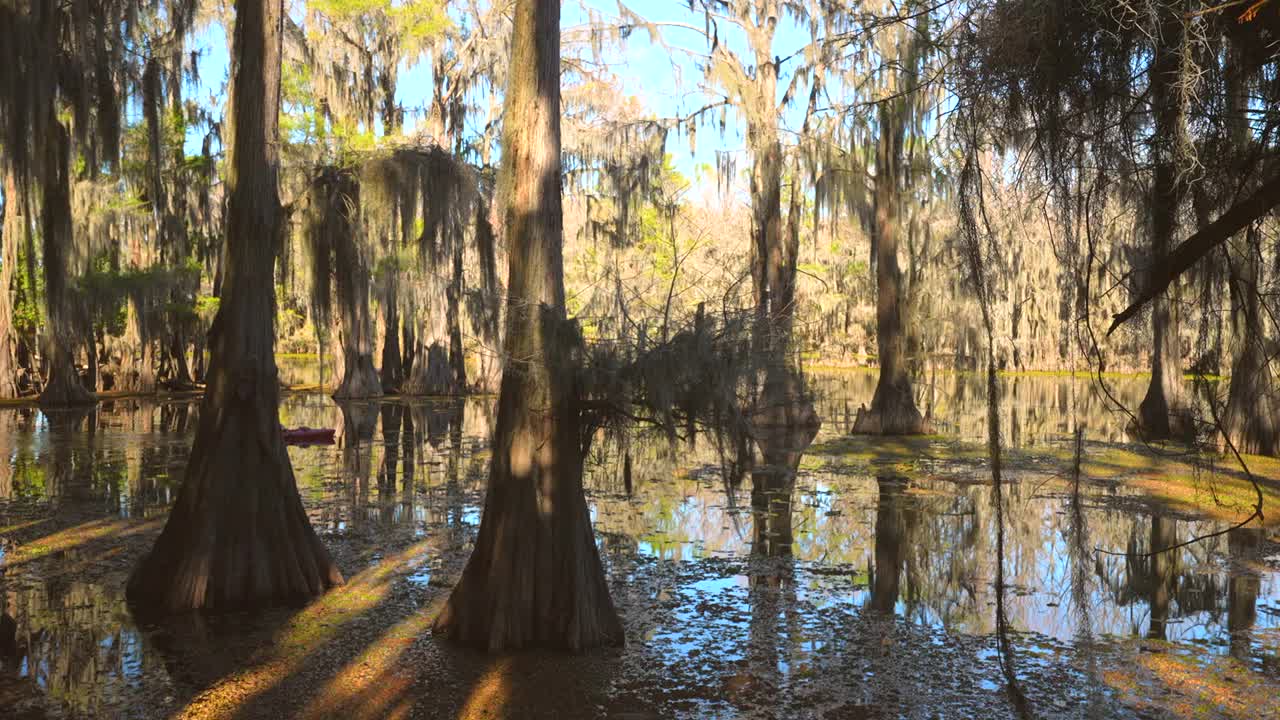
xmin=0 ymin=166 xmax=22 ymax=398
xmin=1137 ymin=5 xmax=1191 ymax=440
xmin=432 ymin=0 xmax=622 ymax=651
xmin=128 ymin=0 xmax=342 ymax=613
xmin=855 ymin=103 xmax=926 ymax=434
xmin=447 ymin=228 xmax=467 ymax=391
xmin=750 ymin=120 xmax=785 ymax=356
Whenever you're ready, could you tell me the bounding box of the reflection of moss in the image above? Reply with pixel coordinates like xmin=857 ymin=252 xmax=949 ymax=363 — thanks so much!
xmin=815 ymin=433 xmax=1280 ymax=527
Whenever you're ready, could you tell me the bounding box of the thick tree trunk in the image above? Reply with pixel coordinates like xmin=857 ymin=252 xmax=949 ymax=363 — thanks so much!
xmin=37 ymin=121 xmax=94 ymax=407
xmin=750 ymin=130 xmax=786 ymax=358
xmin=741 ymin=16 xmax=795 ymax=375
xmin=0 ymin=166 xmax=22 ymax=398
xmin=855 ymin=104 xmax=926 ymax=435
xmin=402 ymin=288 xmax=454 ymax=395
xmin=128 ymin=0 xmax=341 ymax=614
xmin=1137 ymin=6 xmax=1191 ymax=441
xmin=118 ymin=302 xmax=157 ymax=394
xmin=432 ymin=0 xmax=622 ymax=651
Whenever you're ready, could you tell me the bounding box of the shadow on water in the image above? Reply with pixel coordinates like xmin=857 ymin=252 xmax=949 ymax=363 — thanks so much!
xmin=0 ymin=371 xmax=1276 ymax=717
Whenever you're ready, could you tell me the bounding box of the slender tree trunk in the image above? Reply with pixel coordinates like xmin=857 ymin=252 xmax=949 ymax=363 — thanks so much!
xmin=0 ymin=166 xmax=22 ymax=398
xmin=855 ymin=103 xmax=926 ymax=435
xmin=750 ymin=127 xmax=785 ymax=357
xmin=158 ymin=57 xmax=196 ymax=390
xmin=37 ymin=120 xmax=94 ymax=407
xmin=447 ymin=227 xmax=467 ymax=391
xmin=469 ymin=193 xmax=503 ymax=394
xmin=432 ymin=0 xmax=622 ymax=651
xmin=1137 ymin=5 xmax=1191 ymax=440
xmin=128 ymin=0 xmax=342 ymax=613
xmin=377 ymin=69 xmax=404 ymax=395
xmin=380 ymin=279 xmax=403 ymax=392
xmin=400 ymin=313 xmax=416 ymax=379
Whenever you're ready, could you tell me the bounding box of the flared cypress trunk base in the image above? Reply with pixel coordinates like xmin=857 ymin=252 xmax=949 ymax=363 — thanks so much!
xmin=38 ymin=352 xmax=94 ymax=407
xmin=430 ymin=399 xmax=624 ymax=650
xmin=1136 ymin=381 xmax=1194 ymax=443
xmin=853 ymin=377 xmax=928 ymax=435
xmin=402 ymin=342 xmax=455 ymax=396
xmin=432 ymin=315 xmax=622 ymax=652
xmin=127 ymin=397 xmax=343 ymax=614
xmin=333 ymin=353 xmax=383 ymax=400
xmin=163 ymin=331 xmax=198 ymax=391
xmin=1223 ymin=353 xmax=1279 ymax=456
xmin=429 ymin=465 xmax=624 ymax=651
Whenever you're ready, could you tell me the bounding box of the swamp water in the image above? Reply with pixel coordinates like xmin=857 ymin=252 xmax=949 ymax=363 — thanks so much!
xmin=0 ymin=371 xmax=1276 ymax=719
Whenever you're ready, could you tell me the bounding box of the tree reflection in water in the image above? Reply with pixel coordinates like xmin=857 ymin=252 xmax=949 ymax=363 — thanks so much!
xmin=0 ymin=375 xmax=1275 ymax=716
xmin=870 ymin=475 xmax=916 ymax=615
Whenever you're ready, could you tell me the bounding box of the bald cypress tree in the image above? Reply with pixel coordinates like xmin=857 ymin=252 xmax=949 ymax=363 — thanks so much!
xmin=128 ymin=0 xmax=342 ymax=613
xmin=0 ymin=1 xmax=105 ymax=406
xmin=431 ymin=0 xmax=623 ymax=651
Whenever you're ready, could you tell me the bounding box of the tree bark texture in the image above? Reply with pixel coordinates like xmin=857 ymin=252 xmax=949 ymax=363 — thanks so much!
xmin=128 ymin=0 xmax=342 ymax=614
xmin=0 ymin=166 xmax=22 ymax=398
xmin=431 ymin=0 xmax=622 ymax=651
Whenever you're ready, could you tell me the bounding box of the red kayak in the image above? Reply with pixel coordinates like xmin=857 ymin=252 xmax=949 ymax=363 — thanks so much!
xmin=282 ymin=426 xmax=336 ymax=445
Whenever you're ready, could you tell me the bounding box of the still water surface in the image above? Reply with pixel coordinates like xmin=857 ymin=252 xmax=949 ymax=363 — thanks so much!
xmin=0 ymin=371 xmax=1276 ymax=718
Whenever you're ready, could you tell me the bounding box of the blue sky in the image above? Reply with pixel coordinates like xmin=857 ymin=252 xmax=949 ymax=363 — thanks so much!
xmin=185 ymin=1 xmax=820 ymax=178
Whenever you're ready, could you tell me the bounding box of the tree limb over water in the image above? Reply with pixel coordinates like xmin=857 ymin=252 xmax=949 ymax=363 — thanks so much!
xmin=1108 ymin=173 xmax=1280 ymax=336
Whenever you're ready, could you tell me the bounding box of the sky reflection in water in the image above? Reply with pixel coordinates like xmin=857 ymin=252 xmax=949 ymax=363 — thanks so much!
xmin=0 ymin=371 xmax=1276 ymax=718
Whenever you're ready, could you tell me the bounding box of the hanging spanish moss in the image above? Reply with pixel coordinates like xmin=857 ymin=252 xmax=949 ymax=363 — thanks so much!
xmin=300 ymin=166 xmax=382 ymax=399
xmin=360 ymin=145 xmax=494 ymax=396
